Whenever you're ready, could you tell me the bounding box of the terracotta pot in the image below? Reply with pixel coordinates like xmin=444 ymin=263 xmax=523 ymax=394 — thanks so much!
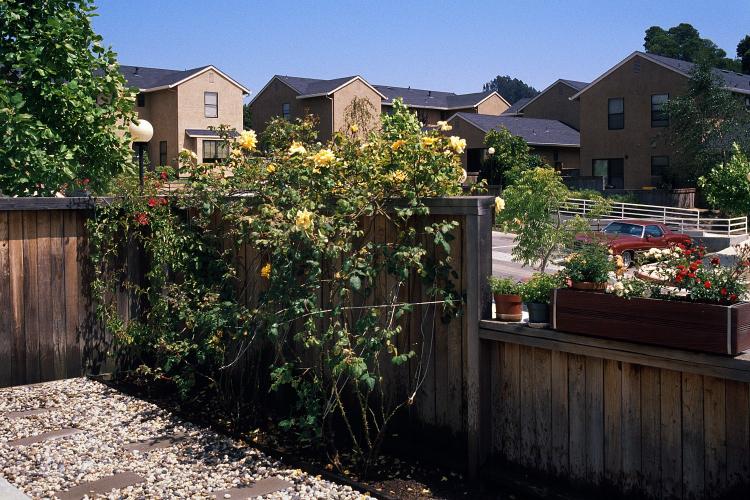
xmin=494 ymin=293 xmax=523 ymax=321
xmin=570 ymin=281 xmax=607 ymax=292
xmin=526 ymin=302 xmax=550 ymax=325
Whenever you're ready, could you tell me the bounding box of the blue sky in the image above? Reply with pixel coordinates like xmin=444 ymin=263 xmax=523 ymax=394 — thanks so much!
xmin=92 ymin=0 xmax=749 ymax=99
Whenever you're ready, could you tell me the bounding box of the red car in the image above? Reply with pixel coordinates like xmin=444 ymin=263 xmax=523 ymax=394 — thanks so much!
xmin=577 ymin=220 xmax=692 ymax=267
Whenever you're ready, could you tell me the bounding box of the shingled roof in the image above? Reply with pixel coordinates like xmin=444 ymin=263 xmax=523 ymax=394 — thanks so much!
xmin=118 ymin=65 xmax=250 ymax=93
xmin=502 ymin=97 xmax=532 ymax=115
xmin=449 ymin=113 xmax=580 ymax=147
xmin=376 ymin=85 xmax=506 ymax=109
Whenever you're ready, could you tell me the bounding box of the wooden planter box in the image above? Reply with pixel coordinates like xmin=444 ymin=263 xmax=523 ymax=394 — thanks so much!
xmin=551 ymin=288 xmax=750 ymax=355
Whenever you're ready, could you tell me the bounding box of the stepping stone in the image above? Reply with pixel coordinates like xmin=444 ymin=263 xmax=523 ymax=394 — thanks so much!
xmin=210 ymin=478 xmax=294 ymax=499
xmin=54 ymin=472 xmax=145 ymax=500
xmin=123 ymin=432 xmax=190 ymax=452
xmin=6 ymin=428 xmax=83 ymax=447
xmin=3 ymin=408 xmax=52 ymax=419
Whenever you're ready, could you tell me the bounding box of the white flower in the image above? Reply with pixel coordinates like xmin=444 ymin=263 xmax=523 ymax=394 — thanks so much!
xmin=494 ymin=197 xmax=505 ymax=212
xmin=613 ymin=281 xmax=625 ymax=296
xmin=437 ymin=120 xmax=452 ymax=131
xmin=487 ymin=147 xmax=495 ymax=155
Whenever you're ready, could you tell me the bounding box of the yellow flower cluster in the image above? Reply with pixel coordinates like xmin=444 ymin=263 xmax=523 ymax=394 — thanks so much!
xmin=391 ymin=139 xmax=406 ymax=151
xmin=266 ymin=163 xmax=277 ymax=174
xmin=448 ymin=136 xmax=466 ymax=154
xmin=289 ymin=141 xmax=307 ymax=155
xmin=420 ymin=136 xmax=437 ymax=148
xmin=391 ymin=170 xmax=408 ymax=183
xmin=349 ymin=124 xmax=359 ymax=133
xmin=260 ymin=262 xmax=271 ymax=279
xmin=312 ymin=148 xmax=336 ymax=166
xmin=238 ymin=130 xmax=257 ymax=151
xmin=295 ymin=209 xmax=314 ymax=231
xmin=437 ymin=120 xmax=452 ymax=131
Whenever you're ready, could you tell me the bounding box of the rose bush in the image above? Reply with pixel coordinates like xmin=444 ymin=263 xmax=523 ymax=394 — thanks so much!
xmin=89 ymin=98 xmax=466 ymax=470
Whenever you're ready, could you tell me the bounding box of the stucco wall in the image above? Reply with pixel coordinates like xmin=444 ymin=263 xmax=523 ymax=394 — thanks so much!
xmin=578 ymin=55 xmax=688 ymax=189
xmin=248 ymin=78 xmax=302 ymax=133
xmin=177 ymin=69 xmax=244 ymax=162
xmin=476 ymin=94 xmax=510 ymax=116
xmin=332 ymin=80 xmax=382 ymax=136
xmin=141 ymin=89 xmax=178 ymax=168
xmin=522 ymin=81 xmax=581 ymax=130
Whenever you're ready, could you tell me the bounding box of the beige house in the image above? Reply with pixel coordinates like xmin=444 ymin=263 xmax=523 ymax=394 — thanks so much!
xmin=572 ymin=51 xmax=750 ymax=189
xmin=446 ymin=113 xmax=581 ymax=174
xmin=504 ymin=79 xmax=588 ymax=131
xmin=248 ymin=74 xmax=510 ymax=140
xmin=120 ymin=65 xmax=250 ymax=167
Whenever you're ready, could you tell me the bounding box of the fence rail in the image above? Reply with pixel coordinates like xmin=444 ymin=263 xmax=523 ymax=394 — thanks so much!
xmin=561 ymin=198 xmax=748 ymax=235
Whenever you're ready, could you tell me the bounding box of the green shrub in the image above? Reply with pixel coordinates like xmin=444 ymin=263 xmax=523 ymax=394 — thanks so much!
xmin=520 ymin=273 xmax=563 ymax=304
xmin=698 ymin=144 xmax=750 ymax=217
xmin=488 ymin=276 xmax=521 ymax=295
xmin=563 ymin=243 xmax=614 ymax=283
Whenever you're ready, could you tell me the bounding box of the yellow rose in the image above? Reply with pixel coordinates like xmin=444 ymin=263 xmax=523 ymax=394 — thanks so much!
xmin=230 ymin=148 xmax=244 ymax=160
xmin=260 ymin=262 xmax=271 ymax=279
xmin=448 ymin=136 xmax=466 ymax=154
xmin=295 ymin=209 xmax=314 ymax=231
xmin=437 ymin=120 xmax=452 ymax=131
xmin=238 ymin=130 xmax=257 ymax=151
xmin=289 ymin=141 xmax=307 ymax=155
xmin=392 ymin=170 xmax=408 ymax=183
xmin=266 ymin=163 xmax=277 ymax=174
xmin=312 ymin=148 xmax=336 ymax=166
xmin=391 ymin=139 xmax=406 ymax=151
xmin=349 ymin=124 xmax=359 ymax=133
xmin=420 ymin=136 xmax=437 ymax=148
xmin=495 ymin=197 xmax=505 ymax=212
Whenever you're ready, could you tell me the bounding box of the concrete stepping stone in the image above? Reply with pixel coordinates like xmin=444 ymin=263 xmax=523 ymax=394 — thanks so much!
xmin=54 ymin=472 xmax=145 ymax=500
xmin=210 ymin=478 xmax=294 ymax=499
xmin=123 ymin=432 xmax=189 ymax=452
xmin=3 ymin=408 xmax=52 ymax=419
xmin=6 ymin=428 xmax=83 ymax=447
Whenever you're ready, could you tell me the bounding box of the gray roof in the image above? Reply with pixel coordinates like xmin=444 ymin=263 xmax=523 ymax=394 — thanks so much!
xmin=118 ymin=65 xmax=210 ymax=90
xmin=185 ymin=129 xmax=239 ymax=138
xmin=639 ymin=52 xmax=750 ymax=94
xmin=277 ymin=75 xmax=363 ymax=97
xmin=451 ymin=112 xmax=580 ymax=147
xmin=376 ymin=85 xmax=498 ymax=109
xmin=502 ymin=97 xmax=532 ymax=115
xmin=559 ymin=79 xmax=589 ymax=91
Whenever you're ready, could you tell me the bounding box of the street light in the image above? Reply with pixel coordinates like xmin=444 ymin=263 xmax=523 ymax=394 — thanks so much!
xmin=129 ymin=119 xmax=153 ymax=192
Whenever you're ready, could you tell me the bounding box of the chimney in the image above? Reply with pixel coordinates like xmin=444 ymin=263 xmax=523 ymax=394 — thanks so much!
xmin=134 ymin=67 xmax=139 ymax=75
xmin=428 ymin=90 xmax=432 ymax=97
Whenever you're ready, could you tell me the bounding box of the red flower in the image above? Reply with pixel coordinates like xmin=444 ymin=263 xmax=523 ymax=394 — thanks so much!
xmin=684 ymin=249 xmax=692 ymax=256
xmin=704 ymin=280 xmax=712 ymax=289
xmin=148 ymin=197 xmax=157 ymax=207
xmin=720 ymin=288 xmax=728 ymax=296
xmin=135 ymin=212 xmax=149 ymax=226
xmin=161 ymin=171 xmax=169 ymax=181
xmin=675 ymin=276 xmax=684 ymax=284
xmin=160 ymin=197 xmax=168 ymax=206
xmin=731 ymin=294 xmax=738 ymax=301
xmin=677 ymin=264 xmax=685 ymax=271
xmin=689 ymin=262 xmax=699 ymax=271
xmin=82 ymin=178 xmax=90 ymax=185
xmin=688 ymin=272 xmax=696 ymax=279
xmin=711 ymin=257 xmax=721 ymax=266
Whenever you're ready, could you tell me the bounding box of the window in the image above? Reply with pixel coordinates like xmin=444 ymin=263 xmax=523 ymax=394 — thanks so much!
xmin=202 ymin=140 xmax=228 ymax=163
xmin=159 ymin=141 xmax=167 ymax=166
xmin=651 ymin=94 xmax=669 ymax=127
xmin=282 ymin=103 xmax=290 ymax=120
xmin=608 ymin=98 xmax=624 ymax=130
xmin=593 ymin=158 xmax=624 ymax=189
xmin=645 ymin=225 xmax=664 ymax=238
xmin=136 ymin=93 xmax=145 ymax=107
xmin=651 ymin=156 xmax=669 ymax=185
xmin=204 ymin=92 xmax=218 ymax=118
xmin=416 ymin=109 xmax=429 ymax=124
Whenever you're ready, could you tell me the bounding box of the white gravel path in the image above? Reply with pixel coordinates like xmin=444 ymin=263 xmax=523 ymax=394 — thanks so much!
xmin=0 ymin=378 xmax=370 ymax=499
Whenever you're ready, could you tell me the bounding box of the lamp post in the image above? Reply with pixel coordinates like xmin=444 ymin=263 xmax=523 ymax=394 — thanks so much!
xmin=128 ymin=119 xmax=154 ymax=192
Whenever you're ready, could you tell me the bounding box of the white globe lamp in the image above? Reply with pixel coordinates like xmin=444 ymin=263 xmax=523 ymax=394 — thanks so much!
xmin=129 ymin=119 xmax=154 ymax=191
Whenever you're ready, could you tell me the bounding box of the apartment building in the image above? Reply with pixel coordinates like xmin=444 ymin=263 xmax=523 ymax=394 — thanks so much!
xmin=120 ymin=65 xmax=249 ymax=167
xmin=248 ymin=74 xmax=510 ymax=140
xmin=572 ymin=51 xmax=750 ymax=189
xmin=505 ymin=79 xmax=588 ymax=130
xmin=446 ymin=113 xmax=580 ymax=173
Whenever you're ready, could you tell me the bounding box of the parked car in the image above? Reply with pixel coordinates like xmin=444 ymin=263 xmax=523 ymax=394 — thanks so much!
xmin=576 ymin=220 xmax=692 ymax=267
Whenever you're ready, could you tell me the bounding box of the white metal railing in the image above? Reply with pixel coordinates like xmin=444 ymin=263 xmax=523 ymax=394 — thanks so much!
xmin=560 ymin=198 xmax=748 ymax=236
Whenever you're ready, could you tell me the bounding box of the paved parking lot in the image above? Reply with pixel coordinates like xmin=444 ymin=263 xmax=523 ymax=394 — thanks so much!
xmin=492 ymin=231 xmax=560 ymax=280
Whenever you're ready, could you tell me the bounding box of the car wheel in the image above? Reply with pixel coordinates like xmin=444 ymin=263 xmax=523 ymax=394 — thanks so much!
xmin=621 ymin=250 xmax=634 ymax=268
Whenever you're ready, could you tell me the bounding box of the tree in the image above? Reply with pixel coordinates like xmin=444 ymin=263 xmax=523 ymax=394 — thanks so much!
xmin=644 ymin=23 xmax=740 ymax=71
xmin=482 ymin=127 xmax=544 ymax=187
xmin=497 ymin=167 xmax=592 ymax=272
xmin=738 ymin=35 xmax=750 ymax=74
xmin=483 ymin=75 xmax=538 ymax=104
xmin=242 ymin=103 xmax=252 ymax=130
xmin=0 ymin=0 xmax=137 ymax=196
xmin=698 ymin=144 xmax=750 ymax=217
xmin=664 ymin=63 xmax=750 ymax=184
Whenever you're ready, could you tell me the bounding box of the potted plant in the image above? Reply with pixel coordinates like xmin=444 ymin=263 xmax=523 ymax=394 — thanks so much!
xmin=521 ymin=273 xmax=563 ymax=326
xmin=563 ymin=242 xmax=615 ymax=291
xmin=552 ymin=244 xmax=750 ymax=355
xmin=489 ymin=276 xmax=523 ymax=321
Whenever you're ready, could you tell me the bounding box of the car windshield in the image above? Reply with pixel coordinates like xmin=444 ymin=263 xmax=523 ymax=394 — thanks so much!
xmin=602 ymin=222 xmax=644 ymax=237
